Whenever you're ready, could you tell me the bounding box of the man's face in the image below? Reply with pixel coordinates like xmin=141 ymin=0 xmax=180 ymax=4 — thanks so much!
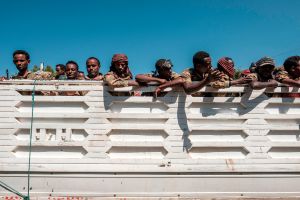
xmin=288 ymin=61 xmax=300 ymax=78
xmin=257 ymin=65 xmax=274 ymax=78
xmin=66 ymin=63 xmax=78 ymax=79
xmin=195 ymin=57 xmax=212 ymax=74
xmin=56 ymin=66 xmax=65 ymax=76
xmin=13 ymin=54 xmax=30 ymax=72
xmin=86 ymin=59 xmax=100 ymax=77
xmin=158 ymin=67 xmax=172 ymax=79
xmin=114 ymin=61 xmax=128 ymax=74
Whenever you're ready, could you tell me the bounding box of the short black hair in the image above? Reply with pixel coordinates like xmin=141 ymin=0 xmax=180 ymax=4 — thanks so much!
xmin=66 ymin=60 xmax=79 ymax=70
xmin=193 ymin=51 xmax=210 ymax=65
xmin=56 ymin=64 xmax=66 ymax=71
xmin=13 ymin=50 xmax=30 ymax=60
xmin=283 ymin=56 xmax=300 ymax=72
xmin=86 ymin=57 xmax=101 ymax=66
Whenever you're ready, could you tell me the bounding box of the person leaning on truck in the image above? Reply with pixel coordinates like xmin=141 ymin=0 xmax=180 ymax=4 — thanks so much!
xmin=246 ymin=56 xmax=278 ymax=89
xmin=85 ymin=57 xmax=104 ymax=81
xmin=135 ymin=59 xmax=183 ymax=96
xmin=179 ymin=51 xmax=222 ymax=94
xmin=275 ymin=56 xmax=300 ymax=87
xmin=210 ymin=57 xmax=252 ymax=89
xmin=104 ymin=54 xmax=139 ymax=87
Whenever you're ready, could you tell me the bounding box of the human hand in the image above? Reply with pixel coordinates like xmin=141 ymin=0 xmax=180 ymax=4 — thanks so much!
xmin=154 ymin=87 xmax=162 ymax=98
xmin=207 ymin=70 xmax=222 ymax=82
xmin=238 ymin=77 xmax=253 ymax=84
xmin=158 ymin=79 xmax=167 ymax=85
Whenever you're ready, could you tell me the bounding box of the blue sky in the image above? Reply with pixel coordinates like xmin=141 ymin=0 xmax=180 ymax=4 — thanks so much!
xmin=0 ymin=0 xmax=300 ymax=76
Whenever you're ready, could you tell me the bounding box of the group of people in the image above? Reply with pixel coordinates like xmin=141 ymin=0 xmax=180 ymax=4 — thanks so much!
xmin=1 ymin=49 xmax=300 ymax=96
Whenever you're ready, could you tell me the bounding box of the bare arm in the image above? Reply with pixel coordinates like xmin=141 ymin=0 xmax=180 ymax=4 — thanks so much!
xmin=281 ymin=78 xmax=300 ymax=87
xmin=127 ymin=80 xmax=140 ymax=86
xmin=250 ymin=79 xmax=278 ymax=90
xmin=230 ymin=77 xmax=253 ymax=86
xmin=183 ymin=77 xmax=210 ymax=94
xmin=182 ymin=71 xmax=222 ymax=94
xmin=135 ymin=74 xmax=166 ymax=84
xmin=154 ymin=78 xmax=185 ymax=96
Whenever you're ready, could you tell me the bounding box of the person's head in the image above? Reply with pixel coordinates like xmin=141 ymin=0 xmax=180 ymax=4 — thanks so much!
xmin=255 ymin=57 xmax=275 ymax=79
xmin=249 ymin=62 xmax=256 ymax=73
xmin=110 ymin=54 xmax=132 ymax=78
xmin=192 ymin=51 xmax=212 ymax=74
xmin=283 ymin=56 xmax=300 ymax=78
xmin=240 ymin=69 xmax=251 ymax=78
xmin=155 ymin=59 xmax=173 ymax=79
xmin=77 ymin=71 xmax=85 ymax=79
xmin=86 ymin=57 xmax=100 ymax=78
xmin=13 ymin=50 xmax=30 ymax=72
xmin=217 ymin=57 xmax=235 ymax=78
xmin=66 ymin=60 xmax=79 ymax=79
xmin=55 ymin=64 xmax=66 ymax=76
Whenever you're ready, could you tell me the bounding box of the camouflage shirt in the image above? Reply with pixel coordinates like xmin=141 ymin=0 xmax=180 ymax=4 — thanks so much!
xmin=274 ymin=68 xmax=300 ymax=82
xmin=12 ymin=71 xmax=33 ymax=79
xmin=104 ymin=71 xmax=132 ymax=87
xmin=12 ymin=71 xmax=53 ymax=80
xmin=210 ymin=70 xmax=232 ymax=88
xmin=85 ymin=74 xmax=104 ymax=81
xmin=28 ymin=71 xmax=54 ymax=80
xmin=181 ymin=68 xmax=208 ymax=83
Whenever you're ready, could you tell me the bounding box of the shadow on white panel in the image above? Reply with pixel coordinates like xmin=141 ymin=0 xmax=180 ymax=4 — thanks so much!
xmin=189 ymin=130 xmax=247 ymax=142
xmin=188 ymin=103 xmax=245 ymax=117
xmin=110 ymin=102 xmax=168 ymax=114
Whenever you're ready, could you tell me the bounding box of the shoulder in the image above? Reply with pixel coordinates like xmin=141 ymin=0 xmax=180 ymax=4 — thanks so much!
xmin=274 ymin=68 xmax=290 ymax=82
xmin=171 ymin=72 xmax=181 ymax=79
xmin=181 ymin=68 xmax=193 ymax=76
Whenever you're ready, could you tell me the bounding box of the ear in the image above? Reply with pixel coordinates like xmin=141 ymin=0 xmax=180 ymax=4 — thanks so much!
xmin=28 ymin=59 xmax=31 ymax=64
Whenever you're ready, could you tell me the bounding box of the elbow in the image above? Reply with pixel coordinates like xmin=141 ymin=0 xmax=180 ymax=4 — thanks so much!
xmin=135 ymin=75 xmax=144 ymax=83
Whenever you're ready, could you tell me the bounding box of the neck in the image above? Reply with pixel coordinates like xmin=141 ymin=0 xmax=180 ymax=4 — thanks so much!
xmin=18 ymin=69 xmax=28 ymax=77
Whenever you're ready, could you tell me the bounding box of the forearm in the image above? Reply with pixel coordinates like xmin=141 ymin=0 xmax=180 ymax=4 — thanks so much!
xmin=183 ymin=77 xmax=210 ymax=94
xmin=157 ymin=78 xmax=184 ymax=91
xmin=282 ymin=79 xmax=300 ymax=87
xmin=135 ymin=74 xmax=161 ymax=83
xmin=127 ymin=80 xmax=140 ymax=86
xmin=250 ymin=81 xmax=278 ymax=90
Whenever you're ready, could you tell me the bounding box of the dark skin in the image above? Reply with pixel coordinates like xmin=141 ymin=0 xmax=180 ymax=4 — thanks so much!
xmin=230 ymin=76 xmax=253 ymax=86
xmin=135 ymin=67 xmax=173 ymax=85
xmin=281 ymin=61 xmax=300 ymax=87
xmin=250 ymin=65 xmax=278 ymax=89
xmin=13 ymin=54 xmax=30 ymax=78
xmin=182 ymin=57 xmax=222 ymax=94
xmin=154 ymin=57 xmax=223 ymax=96
xmin=56 ymin=66 xmax=65 ymax=76
xmin=86 ymin=58 xmax=101 ymax=79
xmin=66 ymin=63 xmax=78 ymax=80
xmin=113 ymin=61 xmax=139 ymax=86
